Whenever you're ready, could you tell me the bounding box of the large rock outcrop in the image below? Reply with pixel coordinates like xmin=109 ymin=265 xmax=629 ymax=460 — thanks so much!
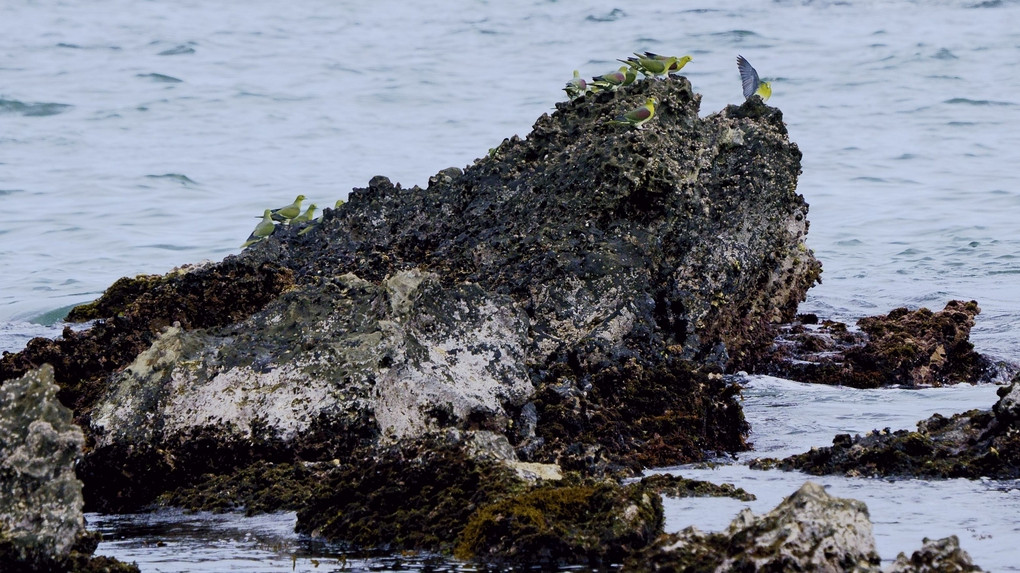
xmin=3 ymin=76 xmax=819 ymax=544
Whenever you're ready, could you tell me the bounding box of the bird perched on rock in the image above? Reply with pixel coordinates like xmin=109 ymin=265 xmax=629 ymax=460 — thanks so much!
xmin=620 ymin=54 xmax=680 ymax=78
xmin=564 ymin=70 xmax=588 ymax=100
xmin=242 ymin=209 xmax=276 ymax=248
xmin=265 ymin=194 xmax=306 ymax=222
xmin=638 ymin=52 xmax=693 ymax=75
xmin=292 ymin=204 xmax=317 ymax=223
xmin=591 ymin=66 xmax=634 ymax=91
xmin=608 ymin=97 xmax=659 ymax=129
xmin=737 ymin=55 xmax=771 ymax=101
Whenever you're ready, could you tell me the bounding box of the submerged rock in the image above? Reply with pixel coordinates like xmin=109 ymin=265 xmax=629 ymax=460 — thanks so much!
xmin=627 ymin=481 xmax=981 ymax=572
xmin=764 ymin=301 xmax=999 ymax=388
xmin=0 ymin=365 xmax=137 ymax=572
xmin=4 ymin=75 xmax=819 ymax=560
xmin=762 ymin=373 xmax=1020 ymax=479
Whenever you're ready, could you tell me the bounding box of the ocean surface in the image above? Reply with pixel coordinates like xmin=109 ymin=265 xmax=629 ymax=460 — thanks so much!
xmin=3 ymin=0 xmax=1019 ymax=570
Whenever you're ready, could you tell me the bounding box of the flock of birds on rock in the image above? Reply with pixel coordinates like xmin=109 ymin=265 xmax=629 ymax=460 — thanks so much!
xmin=566 ymin=52 xmax=772 ymax=129
xmin=241 ymin=53 xmax=772 ymax=248
xmin=241 ymin=195 xmax=344 ymax=248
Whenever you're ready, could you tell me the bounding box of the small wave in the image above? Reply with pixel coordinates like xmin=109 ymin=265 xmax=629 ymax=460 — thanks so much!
xmin=145 ymin=173 xmax=198 ymax=185
xmin=143 ymin=244 xmax=196 ymax=252
xmin=933 ymin=48 xmax=958 ymax=60
xmin=944 ymin=98 xmax=1015 ymax=106
xmin=137 ymin=73 xmax=183 ymax=83
xmin=586 ymin=8 xmax=625 ymax=22
xmin=158 ymin=44 xmax=196 ymax=56
xmin=0 ymin=98 xmax=72 ymax=117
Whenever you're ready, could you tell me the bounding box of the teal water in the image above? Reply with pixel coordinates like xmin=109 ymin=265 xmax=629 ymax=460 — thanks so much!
xmin=3 ymin=0 xmax=1020 ymax=570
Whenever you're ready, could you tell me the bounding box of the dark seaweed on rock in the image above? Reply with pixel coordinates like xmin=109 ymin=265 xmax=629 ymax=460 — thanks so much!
xmin=763 ymin=300 xmax=998 ymax=388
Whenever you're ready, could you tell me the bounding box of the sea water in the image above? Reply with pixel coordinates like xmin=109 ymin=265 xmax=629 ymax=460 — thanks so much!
xmin=3 ymin=0 xmax=1019 ymax=570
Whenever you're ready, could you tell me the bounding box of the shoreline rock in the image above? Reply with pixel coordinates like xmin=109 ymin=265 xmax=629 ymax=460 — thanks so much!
xmin=757 ymin=373 xmax=1020 ymax=479
xmin=762 ymin=301 xmax=1002 ymax=388
xmin=627 ymin=481 xmax=982 ymax=572
xmin=0 ymin=365 xmax=137 ymax=572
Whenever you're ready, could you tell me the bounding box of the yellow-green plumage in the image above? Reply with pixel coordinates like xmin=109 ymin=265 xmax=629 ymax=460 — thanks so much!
xmin=267 ymin=194 xmax=306 ymax=222
xmin=608 ymin=97 xmax=659 ymax=129
xmin=242 ymin=209 xmax=276 ymax=248
xmin=292 ymin=204 xmax=317 ymax=223
xmin=620 ymin=55 xmax=679 ymax=78
xmin=564 ymin=70 xmax=588 ymax=100
xmin=591 ymin=67 xmax=630 ymax=91
xmin=737 ymin=55 xmax=771 ymax=101
xmin=639 ymin=52 xmax=692 ymax=75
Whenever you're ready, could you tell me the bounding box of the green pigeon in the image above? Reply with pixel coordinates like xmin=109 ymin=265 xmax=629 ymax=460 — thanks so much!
xmin=563 ymin=70 xmax=588 ymax=100
xmin=266 ymin=194 xmax=306 ymax=222
xmin=639 ymin=52 xmax=692 ymax=75
xmin=242 ymin=209 xmax=276 ymax=248
xmin=334 ymin=199 xmax=345 ymax=208
xmin=620 ymin=55 xmax=679 ymax=78
xmin=737 ymin=55 xmax=772 ymax=101
xmin=591 ymin=67 xmax=629 ymax=91
xmin=608 ymin=97 xmax=659 ymax=129
xmin=292 ymin=203 xmax=317 ymax=223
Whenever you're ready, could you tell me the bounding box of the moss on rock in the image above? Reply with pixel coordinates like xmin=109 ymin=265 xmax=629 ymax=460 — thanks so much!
xmin=455 ymin=480 xmax=662 ymax=568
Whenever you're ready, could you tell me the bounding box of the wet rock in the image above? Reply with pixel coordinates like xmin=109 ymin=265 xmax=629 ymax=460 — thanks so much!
xmin=763 ymin=373 xmax=1020 ymax=479
xmin=639 ymin=473 xmax=756 ymax=501
xmin=0 ymin=365 xmax=137 ymax=572
xmin=455 ymin=479 xmax=662 ymax=568
xmin=295 ymin=435 xmax=527 ymax=552
xmin=628 ymin=481 xmax=882 ymax=572
xmin=763 ymin=301 xmax=1000 ymax=388
xmin=886 ymin=535 xmax=982 ymax=572
xmin=627 ymin=481 xmax=983 ymax=572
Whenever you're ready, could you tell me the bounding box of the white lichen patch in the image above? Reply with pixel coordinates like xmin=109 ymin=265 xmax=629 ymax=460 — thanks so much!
xmin=373 ymin=276 xmax=533 ymax=441
xmin=160 ymin=362 xmax=334 ymax=442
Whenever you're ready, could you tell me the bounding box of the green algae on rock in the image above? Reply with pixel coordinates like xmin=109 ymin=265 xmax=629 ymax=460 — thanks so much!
xmin=455 ymin=480 xmax=662 ymax=568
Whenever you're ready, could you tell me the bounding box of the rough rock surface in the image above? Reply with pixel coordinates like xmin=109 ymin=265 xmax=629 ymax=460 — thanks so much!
xmin=627 ymin=481 xmax=982 ymax=572
xmin=760 ymin=373 xmax=1020 ymax=478
xmin=0 ymin=365 xmax=137 ymax=572
xmin=886 ymin=535 xmax=983 ymax=573
xmin=763 ymin=301 xmax=999 ymax=388
xmin=0 ymin=365 xmax=86 ymax=567
xmin=3 ymin=76 xmax=819 ymax=563
xmin=627 ymin=481 xmax=882 ymax=572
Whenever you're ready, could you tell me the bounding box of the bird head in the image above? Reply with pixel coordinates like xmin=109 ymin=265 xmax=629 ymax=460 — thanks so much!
xmin=295 ymin=194 xmax=307 ymax=202
xmin=758 ymin=82 xmax=772 ymax=101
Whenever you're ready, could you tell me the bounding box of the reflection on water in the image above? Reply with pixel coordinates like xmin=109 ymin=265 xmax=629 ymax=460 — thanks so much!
xmin=88 ymin=510 xmax=476 ymax=573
